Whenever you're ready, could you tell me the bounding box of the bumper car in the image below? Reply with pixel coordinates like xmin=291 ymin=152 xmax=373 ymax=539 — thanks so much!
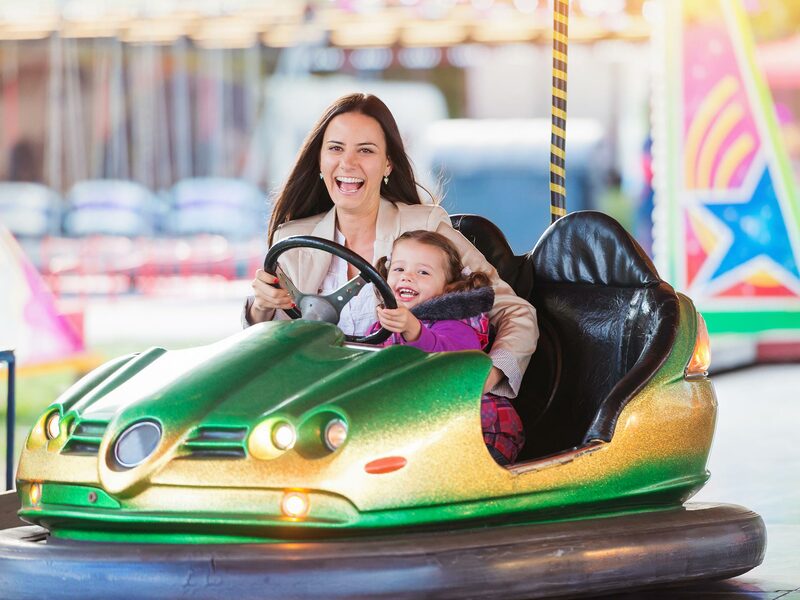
xmin=0 ymin=3 xmax=765 ymax=594
xmin=0 ymin=210 xmax=765 ymax=599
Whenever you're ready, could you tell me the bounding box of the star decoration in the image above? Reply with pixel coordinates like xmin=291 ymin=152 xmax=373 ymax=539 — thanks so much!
xmin=702 ymin=167 xmax=800 ymax=282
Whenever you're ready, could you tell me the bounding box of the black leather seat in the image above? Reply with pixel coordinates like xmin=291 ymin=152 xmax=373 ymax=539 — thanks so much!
xmin=451 ymin=211 xmax=680 ymax=459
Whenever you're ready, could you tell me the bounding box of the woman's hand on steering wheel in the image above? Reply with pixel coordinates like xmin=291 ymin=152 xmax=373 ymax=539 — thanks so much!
xmin=250 ymin=269 xmax=296 ymax=317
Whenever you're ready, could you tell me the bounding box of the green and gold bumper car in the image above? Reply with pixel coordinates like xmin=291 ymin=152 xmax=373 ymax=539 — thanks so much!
xmin=0 ymin=212 xmax=765 ymax=599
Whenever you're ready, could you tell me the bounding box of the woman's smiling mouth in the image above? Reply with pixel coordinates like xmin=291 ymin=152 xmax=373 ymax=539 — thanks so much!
xmin=335 ymin=176 xmax=365 ymax=193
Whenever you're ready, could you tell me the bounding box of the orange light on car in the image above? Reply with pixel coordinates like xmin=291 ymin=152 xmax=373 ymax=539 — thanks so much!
xmin=29 ymin=483 xmax=42 ymax=506
xmin=364 ymin=456 xmax=407 ymax=474
xmin=686 ymin=312 xmax=711 ymax=378
xmin=281 ymin=492 xmax=309 ymax=518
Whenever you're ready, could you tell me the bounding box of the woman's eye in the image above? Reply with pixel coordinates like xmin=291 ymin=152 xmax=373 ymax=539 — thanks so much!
xmin=327 ymin=145 xmax=342 ymax=152
xmin=359 ymin=148 xmax=374 ymax=153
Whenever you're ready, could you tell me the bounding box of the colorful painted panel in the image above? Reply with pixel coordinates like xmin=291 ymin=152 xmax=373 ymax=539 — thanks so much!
xmin=0 ymin=226 xmax=84 ymax=366
xmin=653 ymin=0 xmax=800 ymax=338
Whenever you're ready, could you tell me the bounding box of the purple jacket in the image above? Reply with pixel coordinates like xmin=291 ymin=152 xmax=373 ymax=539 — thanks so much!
xmin=372 ymin=287 xmax=495 ymax=353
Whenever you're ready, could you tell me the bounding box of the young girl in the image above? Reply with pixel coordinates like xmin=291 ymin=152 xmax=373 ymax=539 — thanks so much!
xmin=370 ymin=230 xmax=525 ymax=465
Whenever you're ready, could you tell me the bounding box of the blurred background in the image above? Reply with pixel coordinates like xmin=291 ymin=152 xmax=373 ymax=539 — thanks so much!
xmin=1 ymin=0 xmax=800 ymax=470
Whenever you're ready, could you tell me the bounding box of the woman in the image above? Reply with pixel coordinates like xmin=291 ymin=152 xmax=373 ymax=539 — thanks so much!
xmin=245 ymin=93 xmax=537 ymax=397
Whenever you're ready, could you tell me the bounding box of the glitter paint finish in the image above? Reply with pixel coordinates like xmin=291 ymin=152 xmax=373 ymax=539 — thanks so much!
xmin=16 ymin=304 xmax=716 ymax=542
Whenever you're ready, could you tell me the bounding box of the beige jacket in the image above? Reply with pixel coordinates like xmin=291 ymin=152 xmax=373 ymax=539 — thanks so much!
xmin=253 ymin=198 xmax=538 ymax=396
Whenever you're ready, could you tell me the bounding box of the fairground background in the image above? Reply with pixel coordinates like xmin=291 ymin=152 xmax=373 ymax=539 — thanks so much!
xmin=1 ymin=1 xmax=799 ymax=591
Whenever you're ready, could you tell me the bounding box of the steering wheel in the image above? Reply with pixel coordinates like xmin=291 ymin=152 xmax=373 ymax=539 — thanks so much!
xmin=264 ymin=235 xmax=397 ymax=344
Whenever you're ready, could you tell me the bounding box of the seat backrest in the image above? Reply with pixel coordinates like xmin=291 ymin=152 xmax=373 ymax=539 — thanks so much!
xmin=527 ymin=211 xmax=679 ymax=453
xmin=452 ymin=211 xmax=680 ymax=458
xmin=451 ymin=214 xmax=557 ymax=437
xmin=449 ymin=214 xmax=533 ymax=297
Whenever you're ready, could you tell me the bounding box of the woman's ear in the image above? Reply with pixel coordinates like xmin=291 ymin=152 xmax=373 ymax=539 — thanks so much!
xmin=384 ymin=158 xmax=392 ymax=177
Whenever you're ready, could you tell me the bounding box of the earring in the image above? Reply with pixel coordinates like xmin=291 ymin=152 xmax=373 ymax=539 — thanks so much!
xmin=319 ymin=172 xmax=324 ymax=180
xmin=383 ymin=175 xmax=389 ymax=185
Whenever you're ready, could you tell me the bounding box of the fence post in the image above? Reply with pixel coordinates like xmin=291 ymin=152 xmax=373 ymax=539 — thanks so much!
xmin=1 ymin=350 xmax=15 ymax=491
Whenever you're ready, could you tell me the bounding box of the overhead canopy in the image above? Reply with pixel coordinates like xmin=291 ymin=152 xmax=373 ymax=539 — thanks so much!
xmin=0 ymin=1 xmax=652 ymax=46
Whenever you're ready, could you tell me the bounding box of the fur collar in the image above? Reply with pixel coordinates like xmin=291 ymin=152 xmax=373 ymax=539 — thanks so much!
xmin=410 ymin=286 xmax=495 ymax=321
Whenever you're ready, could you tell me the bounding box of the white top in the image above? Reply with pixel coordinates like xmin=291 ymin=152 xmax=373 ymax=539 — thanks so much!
xmin=319 ymin=228 xmax=379 ymax=338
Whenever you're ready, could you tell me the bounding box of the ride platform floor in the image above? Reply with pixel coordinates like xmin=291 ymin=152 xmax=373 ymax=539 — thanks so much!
xmin=598 ymin=363 xmax=800 ymax=599
xmin=1 ymin=364 xmax=797 ymax=599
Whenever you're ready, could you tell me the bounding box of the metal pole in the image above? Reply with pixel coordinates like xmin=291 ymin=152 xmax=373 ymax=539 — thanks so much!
xmin=549 ymin=0 xmax=569 ymax=224
xmin=2 ymin=350 xmax=15 ymax=491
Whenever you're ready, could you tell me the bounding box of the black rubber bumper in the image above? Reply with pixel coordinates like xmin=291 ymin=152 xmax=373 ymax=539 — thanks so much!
xmin=0 ymin=503 xmax=765 ymax=600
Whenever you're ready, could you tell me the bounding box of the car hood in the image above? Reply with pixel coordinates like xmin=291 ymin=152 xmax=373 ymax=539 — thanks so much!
xmin=34 ymin=321 xmax=491 ymax=499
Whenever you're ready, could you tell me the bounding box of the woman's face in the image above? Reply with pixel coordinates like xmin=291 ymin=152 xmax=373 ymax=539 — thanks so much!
xmin=319 ymin=112 xmax=392 ymax=216
xmin=386 ymin=240 xmax=449 ymax=309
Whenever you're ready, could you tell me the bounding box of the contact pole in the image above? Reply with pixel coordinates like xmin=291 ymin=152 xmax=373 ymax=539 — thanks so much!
xmin=2 ymin=350 xmax=15 ymax=491
xmin=549 ymin=0 xmax=569 ymax=223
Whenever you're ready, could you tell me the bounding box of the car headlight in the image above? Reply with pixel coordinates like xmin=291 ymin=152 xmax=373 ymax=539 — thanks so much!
xmin=45 ymin=412 xmax=61 ymax=440
xmin=324 ymin=419 xmax=348 ymax=451
xmin=272 ymin=421 xmax=296 ymax=451
xmin=114 ymin=421 xmax=162 ymax=468
xmin=249 ymin=419 xmax=296 ymax=459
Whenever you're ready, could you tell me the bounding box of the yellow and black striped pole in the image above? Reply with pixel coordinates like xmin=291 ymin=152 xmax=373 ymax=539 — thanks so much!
xmin=550 ymin=0 xmax=569 ymax=223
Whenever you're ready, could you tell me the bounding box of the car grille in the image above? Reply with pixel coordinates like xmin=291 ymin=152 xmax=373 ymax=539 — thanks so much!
xmin=180 ymin=426 xmax=248 ymax=459
xmin=62 ymin=419 xmax=109 ymax=456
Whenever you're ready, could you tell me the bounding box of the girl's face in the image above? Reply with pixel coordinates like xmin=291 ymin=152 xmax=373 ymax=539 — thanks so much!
xmin=319 ymin=112 xmax=392 ymax=217
xmin=386 ymin=240 xmax=450 ymax=309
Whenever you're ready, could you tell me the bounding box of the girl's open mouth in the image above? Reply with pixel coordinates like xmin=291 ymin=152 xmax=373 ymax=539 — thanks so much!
xmin=335 ymin=176 xmax=365 ymax=193
xmin=395 ymin=287 xmax=419 ymax=301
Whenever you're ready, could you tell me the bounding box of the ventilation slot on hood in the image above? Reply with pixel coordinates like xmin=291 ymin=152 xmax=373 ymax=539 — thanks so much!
xmin=180 ymin=426 xmax=248 ymax=459
xmin=62 ymin=420 xmax=109 ymax=456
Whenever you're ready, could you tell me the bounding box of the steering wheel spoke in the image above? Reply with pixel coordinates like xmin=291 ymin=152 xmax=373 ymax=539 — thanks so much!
xmin=325 ymin=274 xmax=369 ymax=312
xmin=277 ymin=268 xmax=306 ymax=307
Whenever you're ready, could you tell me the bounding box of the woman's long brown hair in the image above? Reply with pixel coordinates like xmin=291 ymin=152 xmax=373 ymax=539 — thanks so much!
xmin=267 ymin=93 xmax=430 ymax=244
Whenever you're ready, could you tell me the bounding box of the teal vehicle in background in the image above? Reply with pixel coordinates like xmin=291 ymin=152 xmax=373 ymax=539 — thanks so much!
xmin=423 ymin=118 xmax=606 ymax=254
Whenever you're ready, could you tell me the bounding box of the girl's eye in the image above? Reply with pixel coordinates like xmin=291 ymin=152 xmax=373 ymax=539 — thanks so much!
xmin=392 ymin=267 xmax=403 ymax=272
xmin=418 ymin=270 xmax=429 ymax=276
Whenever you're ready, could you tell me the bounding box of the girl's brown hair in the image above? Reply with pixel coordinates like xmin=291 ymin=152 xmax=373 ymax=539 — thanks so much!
xmin=377 ymin=230 xmax=491 ymax=293
xmin=267 ymin=93 xmax=432 ymax=244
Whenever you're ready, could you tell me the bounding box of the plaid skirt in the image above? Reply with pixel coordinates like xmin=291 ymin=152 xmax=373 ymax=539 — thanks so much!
xmin=481 ymin=393 xmax=525 ymax=464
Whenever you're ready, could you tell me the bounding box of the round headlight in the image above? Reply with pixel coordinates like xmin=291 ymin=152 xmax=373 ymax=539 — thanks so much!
xmin=272 ymin=422 xmax=296 ymax=450
xmin=45 ymin=412 xmax=61 ymax=440
xmin=324 ymin=419 xmax=348 ymax=451
xmin=281 ymin=492 xmax=309 ymax=518
xmin=114 ymin=421 xmax=162 ymax=468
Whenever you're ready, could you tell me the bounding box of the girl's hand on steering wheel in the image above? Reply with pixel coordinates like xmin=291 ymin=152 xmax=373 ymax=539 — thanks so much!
xmin=376 ymin=306 xmax=422 ymax=342
xmin=250 ymin=269 xmax=296 ymax=319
